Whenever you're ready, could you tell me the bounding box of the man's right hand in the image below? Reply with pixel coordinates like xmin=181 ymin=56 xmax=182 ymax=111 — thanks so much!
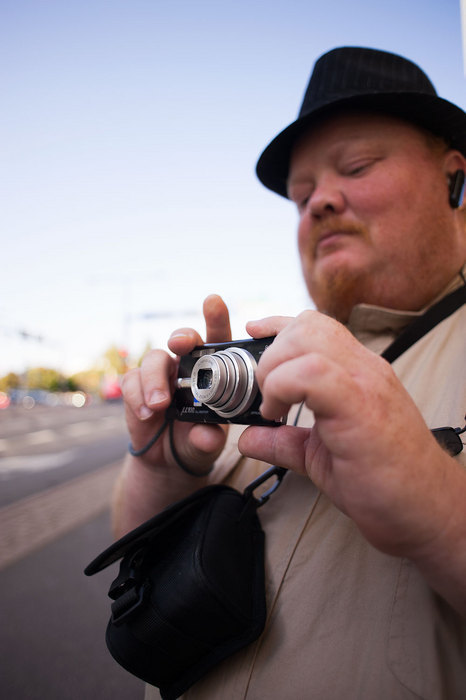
xmin=114 ymin=295 xmax=232 ymax=537
xmin=121 ymin=294 xmax=232 ymax=474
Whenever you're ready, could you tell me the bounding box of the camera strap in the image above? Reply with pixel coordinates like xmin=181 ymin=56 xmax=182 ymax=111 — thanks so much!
xmin=381 ymin=281 xmax=466 ymax=363
xmin=380 ymin=281 xmax=466 ymax=456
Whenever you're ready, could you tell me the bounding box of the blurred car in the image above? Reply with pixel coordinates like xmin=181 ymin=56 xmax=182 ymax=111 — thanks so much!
xmin=100 ymin=377 xmax=123 ymax=402
xmin=0 ymin=391 xmax=11 ymax=409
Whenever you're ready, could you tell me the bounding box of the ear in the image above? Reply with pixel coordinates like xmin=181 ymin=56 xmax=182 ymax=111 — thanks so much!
xmin=444 ymin=151 xmax=466 ymax=208
xmin=448 ymin=170 xmax=465 ymax=208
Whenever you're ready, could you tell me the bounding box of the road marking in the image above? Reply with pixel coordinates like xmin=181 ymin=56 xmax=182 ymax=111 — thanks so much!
xmin=100 ymin=415 xmax=125 ymax=429
xmin=0 ymin=450 xmax=76 ymax=475
xmin=0 ymin=414 xmax=127 ymax=455
xmin=0 ymin=461 xmax=123 ymax=571
xmin=24 ymin=429 xmax=57 ymax=445
xmin=63 ymin=421 xmax=98 ymax=436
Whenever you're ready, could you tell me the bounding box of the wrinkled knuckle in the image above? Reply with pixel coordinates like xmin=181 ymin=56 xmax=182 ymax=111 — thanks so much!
xmin=297 ymin=309 xmax=316 ymax=325
xmin=145 ymin=347 xmax=167 ymax=363
xmin=303 ymin=351 xmax=328 ymax=376
xmin=374 ymin=352 xmax=397 ymax=380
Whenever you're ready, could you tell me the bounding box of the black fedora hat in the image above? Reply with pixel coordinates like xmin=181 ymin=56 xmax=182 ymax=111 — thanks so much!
xmin=256 ymin=46 xmax=466 ymax=198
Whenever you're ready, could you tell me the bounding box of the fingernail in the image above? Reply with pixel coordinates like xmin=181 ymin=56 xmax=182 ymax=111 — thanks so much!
xmin=148 ymin=390 xmax=168 ymax=407
xmin=139 ymin=405 xmax=154 ymax=420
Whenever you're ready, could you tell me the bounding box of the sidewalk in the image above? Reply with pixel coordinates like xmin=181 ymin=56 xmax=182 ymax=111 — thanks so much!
xmin=0 ymin=509 xmax=145 ymax=699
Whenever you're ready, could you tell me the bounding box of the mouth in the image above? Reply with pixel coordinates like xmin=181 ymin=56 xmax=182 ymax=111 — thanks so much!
xmin=314 ymin=229 xmax=354 ymax=256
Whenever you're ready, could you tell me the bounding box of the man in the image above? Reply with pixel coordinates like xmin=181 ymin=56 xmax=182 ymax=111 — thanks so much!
xmin=116 ymin=48 xmax=466 ymax=698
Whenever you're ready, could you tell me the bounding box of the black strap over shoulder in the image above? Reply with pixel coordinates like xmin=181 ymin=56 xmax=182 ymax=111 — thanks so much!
xmin=381 ymin=280 xmax=466 ymax=455
xmin=381 ymin=282 xmax=466 ymax=363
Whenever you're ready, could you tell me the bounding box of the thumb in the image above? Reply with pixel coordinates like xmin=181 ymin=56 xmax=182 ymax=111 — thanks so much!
xmin=171 ymin=422 xmax=228 ymax=472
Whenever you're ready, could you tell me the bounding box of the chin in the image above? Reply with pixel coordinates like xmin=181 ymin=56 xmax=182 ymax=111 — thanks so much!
xmin=307 ymin=265 xmax=371 ymax=323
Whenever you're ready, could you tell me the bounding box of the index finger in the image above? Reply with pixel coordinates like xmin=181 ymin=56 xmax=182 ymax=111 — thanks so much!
xmin=168 ymin=294 xmax=231 ymax=357
xmin=204 ymin=294 xmax=232 ymax=343
xmin=246 ymin=315 xmax=292 ymax=339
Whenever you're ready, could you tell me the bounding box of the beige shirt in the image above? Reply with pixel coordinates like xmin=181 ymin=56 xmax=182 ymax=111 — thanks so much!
xmin=146 ymin=271 xmax=466 ymax=700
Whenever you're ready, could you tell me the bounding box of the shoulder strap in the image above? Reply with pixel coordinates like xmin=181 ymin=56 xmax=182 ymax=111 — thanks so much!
xmin=381 ymin=283 xmax=466 ymax=364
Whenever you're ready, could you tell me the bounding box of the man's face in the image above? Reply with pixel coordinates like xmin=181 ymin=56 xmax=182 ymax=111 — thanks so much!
xmin=287 ymin=112 xmax=466 ymax=322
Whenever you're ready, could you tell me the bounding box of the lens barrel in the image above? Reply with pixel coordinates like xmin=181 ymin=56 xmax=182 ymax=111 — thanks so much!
xmin=190 ymin=347 xmax=258 ymax=418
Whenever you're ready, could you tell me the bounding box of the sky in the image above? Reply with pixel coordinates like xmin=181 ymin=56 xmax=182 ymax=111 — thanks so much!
xmin=1 ymin=0 xmax=465 ymax=377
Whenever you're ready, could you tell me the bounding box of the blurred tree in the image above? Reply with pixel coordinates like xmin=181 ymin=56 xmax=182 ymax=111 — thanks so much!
xmin=103 ymin=345 xmax=128 ymax=375
xmin=70 ymin=368 xmax=102 ymax=394
xmin=0 ymin=343 xmax=135 ymax=397
xmin=0 ymin=372 xmax=21 ymax=392
xmin=26 ymin=367 xmax=69 ymax=391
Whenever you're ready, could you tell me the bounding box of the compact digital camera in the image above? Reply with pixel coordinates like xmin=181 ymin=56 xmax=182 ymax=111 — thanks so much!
xmin=173 ymin=336 xmax=286 ymax=426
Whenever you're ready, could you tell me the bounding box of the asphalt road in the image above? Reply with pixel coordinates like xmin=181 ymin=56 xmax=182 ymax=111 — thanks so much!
xmin=0 ymin=400 xmax=146 ymax=699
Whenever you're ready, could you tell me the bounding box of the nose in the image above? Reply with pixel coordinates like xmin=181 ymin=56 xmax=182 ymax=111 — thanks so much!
xmin=308 ymin=178 xmax=345 ymax=218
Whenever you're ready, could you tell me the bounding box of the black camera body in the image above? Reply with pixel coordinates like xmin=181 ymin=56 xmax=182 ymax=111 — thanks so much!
xmin=173 ymin=336 xmax=286 ymax=426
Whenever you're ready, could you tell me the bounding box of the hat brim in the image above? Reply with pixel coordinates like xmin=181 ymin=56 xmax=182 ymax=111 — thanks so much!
xmin=256 ymin=92 xmax=466 ymax=198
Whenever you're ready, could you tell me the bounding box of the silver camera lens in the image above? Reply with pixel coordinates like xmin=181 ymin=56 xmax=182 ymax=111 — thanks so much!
xmin=190 ymin=347 xmax=258 ymax=418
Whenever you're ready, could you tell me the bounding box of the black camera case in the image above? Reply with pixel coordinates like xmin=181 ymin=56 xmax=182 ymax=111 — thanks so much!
xmin=85 ymin=484 xmax=267 ymax=700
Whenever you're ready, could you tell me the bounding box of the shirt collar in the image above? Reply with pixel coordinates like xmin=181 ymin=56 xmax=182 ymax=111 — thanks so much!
xmin=347 ymin=265 xmax=466 ymax=344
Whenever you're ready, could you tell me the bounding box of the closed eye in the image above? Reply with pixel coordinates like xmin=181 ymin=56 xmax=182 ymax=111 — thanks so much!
xmin=348 ymin=164 xmax=369 ymax=176
xmin=344 ymin=158 xmax=381 ymax=177
xmin=288 ymin=186 xmax=313 ymax=213
xmin=297 ymin=196 xmax=311 ymax=213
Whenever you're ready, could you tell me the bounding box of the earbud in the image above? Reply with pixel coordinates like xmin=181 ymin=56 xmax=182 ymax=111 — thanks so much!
xmin=448 ymin=170 xmax=465 ymax=208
